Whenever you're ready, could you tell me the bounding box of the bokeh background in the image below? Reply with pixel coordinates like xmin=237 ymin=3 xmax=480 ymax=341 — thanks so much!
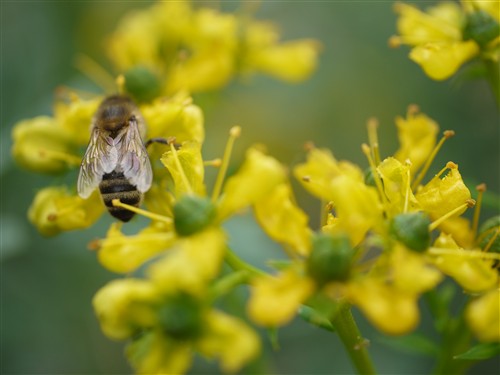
xmin=2 ymin=1 xmax=499 ymax=374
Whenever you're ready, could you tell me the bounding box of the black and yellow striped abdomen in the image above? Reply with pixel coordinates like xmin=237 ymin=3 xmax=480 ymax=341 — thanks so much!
xmin=99 ymin=171 xmax=142 ymax=222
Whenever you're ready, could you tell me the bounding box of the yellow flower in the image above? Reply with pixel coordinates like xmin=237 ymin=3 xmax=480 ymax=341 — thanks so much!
xmin=294 ymin=147 xmax=383 ymax=245
xmin=28 ymin=186 xmax=104 ymax=236
xmin=391 ymin=2 xmax=481 ymax=80
xmin=466 ymin=287 xmax=500 ymax=342
xmin=393 ymin=108 xmax=439 ymax=175
xmin=415 ymin=163 xmax=471 ymax=220
xmin=106 ymin=0 xmax=320 ymax=95
xmin=11 ymin=116 xmax=79 ymax=175
xmin=93 ymin=230 xmax=260 ymax=374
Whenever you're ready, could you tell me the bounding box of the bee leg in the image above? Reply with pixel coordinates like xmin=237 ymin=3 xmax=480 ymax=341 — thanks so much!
xmin=145 ymin=137 xmax=169 ymax=148
xmin=145 ymin=137 xmax=182 ymax=150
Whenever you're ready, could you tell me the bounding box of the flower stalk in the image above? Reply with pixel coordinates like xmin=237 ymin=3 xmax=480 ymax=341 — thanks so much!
xmin=330 ymin=302 xmax=377 ymax=375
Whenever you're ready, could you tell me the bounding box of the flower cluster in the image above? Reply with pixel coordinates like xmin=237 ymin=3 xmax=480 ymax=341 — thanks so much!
xmin=11 ymin=0 xmax=500 ymax=374
xmin=247 ymin=105 xmax=499 ymax=341
xmin=104 ymin=0 xmax=320 ymax=99
xmin=390 ymin=1 xmax=499 ymax=81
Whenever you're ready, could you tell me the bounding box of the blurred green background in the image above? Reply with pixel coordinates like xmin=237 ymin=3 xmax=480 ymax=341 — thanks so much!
xmin=2 ymin=1 xmax=499 ymax=374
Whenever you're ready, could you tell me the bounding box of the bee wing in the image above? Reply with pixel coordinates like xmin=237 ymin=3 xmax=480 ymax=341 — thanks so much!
xmin=118 ymin=117 xmax=153 ymax=193
xmin=77 ymin=127 xmax=119 ymax=198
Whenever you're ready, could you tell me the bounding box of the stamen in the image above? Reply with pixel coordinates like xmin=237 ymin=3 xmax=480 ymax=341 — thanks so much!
xmin=367 ymin=117 xmax=381 ymax=166
xmin=167 ymin=137 xmax=193 ymax=194
xmin=361 ymin=143 xmax=389 ymax=208
xmin=429 ymin=199 xmax=476 ymax=231
xmin=412 ymin=130 xmax=455 ymax=190
xmin=483 ymin=227 xmax=500 ymax=253
xmin=204 ymin=158 xmax=222 ymax=167
xmin=429 ymin=247 xmax=500 ymax=261
xmin=38 ymin=148 xmax=81 ymax=166
xmin=211 ymin=126 xmax=241 ymax=202
xmin=472 ymin=183 xmax=486 ymax=238
xmin=112 ymin=199 xmax=173 ymax=224
xmin=304 ymin=141 xmax=315 ymax=151
xmin=403 ymin=159 xmax=412 ymax=213
xmin=116 ymin=75 xmax=126 ymax=95
xmin=74 ymin=54 xmax=116 ymax=94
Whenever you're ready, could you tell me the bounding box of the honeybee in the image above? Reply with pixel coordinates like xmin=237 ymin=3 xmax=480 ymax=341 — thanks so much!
xmin=77 ymin=95 xmax=153 ymax=222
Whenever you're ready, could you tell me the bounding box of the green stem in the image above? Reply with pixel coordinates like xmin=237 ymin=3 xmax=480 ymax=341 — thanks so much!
xmin=224 ymin=247 xmax=267 ymax=277
xmin=330 ymin=302 xmax=377 ymax=375
xmin=210 ymin=270 xmax=250 ymax=300
xmin=484 ymin=57 xmax=500 ymax=108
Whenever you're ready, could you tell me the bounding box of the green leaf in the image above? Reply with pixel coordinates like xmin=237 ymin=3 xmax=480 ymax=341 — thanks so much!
xmin=378 ymin=333 xmax=440 ymax=357
xmin=298 ymin=305 xmax=335 ymax=332
xmin=454 ymin=343 xmax=500 ymax=360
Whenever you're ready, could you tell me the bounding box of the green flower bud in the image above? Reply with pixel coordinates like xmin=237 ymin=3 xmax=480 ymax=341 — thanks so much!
xmin=364 ymin=167 xmax=377 ymax=187
xmin=478 ymin=216 xmax=500 ymax=254
xmin=157 ymin=294 xmax=203 ymax=340
xmin=173 ymin=195 xmax=216 ymax=236
xmin=124 ymin=66 xmax=162 ymax=103
xmin=390 ymin=212 xmax=431 ymax=252
xmin=463 ymin=10 xmax=500 ymax=47
xmin=307 ymin=233 xmax=353 ymax=285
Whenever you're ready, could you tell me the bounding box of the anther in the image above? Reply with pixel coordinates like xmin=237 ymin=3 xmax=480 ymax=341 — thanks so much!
xmin=304 ymin=141 xmax=316 ymax=151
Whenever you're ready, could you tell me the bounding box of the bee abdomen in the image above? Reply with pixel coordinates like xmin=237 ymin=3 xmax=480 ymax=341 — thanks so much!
xmin=99 ymin=171 xmax=142 ymax=222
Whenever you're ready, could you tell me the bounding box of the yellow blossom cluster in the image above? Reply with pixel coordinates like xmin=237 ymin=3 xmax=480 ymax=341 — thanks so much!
xmin=106 ymin=0 xmax=320 ymax=96
xmin=390 ymin=1 xmax=499 ymax=80
xmin=247 ymin=106 xmax=499 ymax=341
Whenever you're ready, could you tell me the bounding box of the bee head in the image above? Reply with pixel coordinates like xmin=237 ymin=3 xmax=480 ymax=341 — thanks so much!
xmin=95 ymin=95 xmax=137 ymax=132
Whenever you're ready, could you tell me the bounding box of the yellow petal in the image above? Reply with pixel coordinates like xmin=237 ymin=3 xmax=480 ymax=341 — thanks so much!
xmin=393 ymin=111 xmax=439 ymax=175
xmin=409 ymin=40 xmax=479 ymax=80
xmin=328 ymin=175 xmax=384 ymax=246
xmin=416 ymin=166 xmax=471 ymax=219
xmin=28 ymin=186 xmax=104 ymax=236
xmin=247 ymin=268 xmax=314 ymax=326
xmin=294 ymin=148 xmax=364 ymax=202
xmin=462 ymin=0 xmax=500 ymax=22
xmin=161 ymin=141 xmax=206 ymax=196
xmin=346 ymin=278 xmax=419 ymax=335
xmin=148 ymin=228 xmax=226 ymax=295
xmin=395 ymin=2 xmax=463 ymax=44
xmin=466 ymin=288 xmax=500 ymax=342
xmin=437 ymin=216 xmax=475 ymax=249
xmin=432 ymin=233 xmax=498 ymax=292
xmin=141 ymin=93 xmax=204 ymax=144
xmin=11 ymin=116 xmax=78 ymax=174
xmin=196 ymin=310 xmax=260 ymax=373
xmin=98 ymin=222 xmax=176 ymax=274
xmin=217 ymin=147 xmax=286 ymax=220
xmin=391 ymin=244 xmax=442 ymax=294
xmin=93 ymin=279 xmax=159 ymax=340
xmin=254 ymin=184 xmax=312 ymax=256
xmin=166 ymin=49 xmax=235 ymax=94
xmin=127 ymin=331 xmax=193 ymax=375
xmin=248 ymin=39 xmax=321 ymax=83
xmin=378 ymin=157 xmax=420 ymax=215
